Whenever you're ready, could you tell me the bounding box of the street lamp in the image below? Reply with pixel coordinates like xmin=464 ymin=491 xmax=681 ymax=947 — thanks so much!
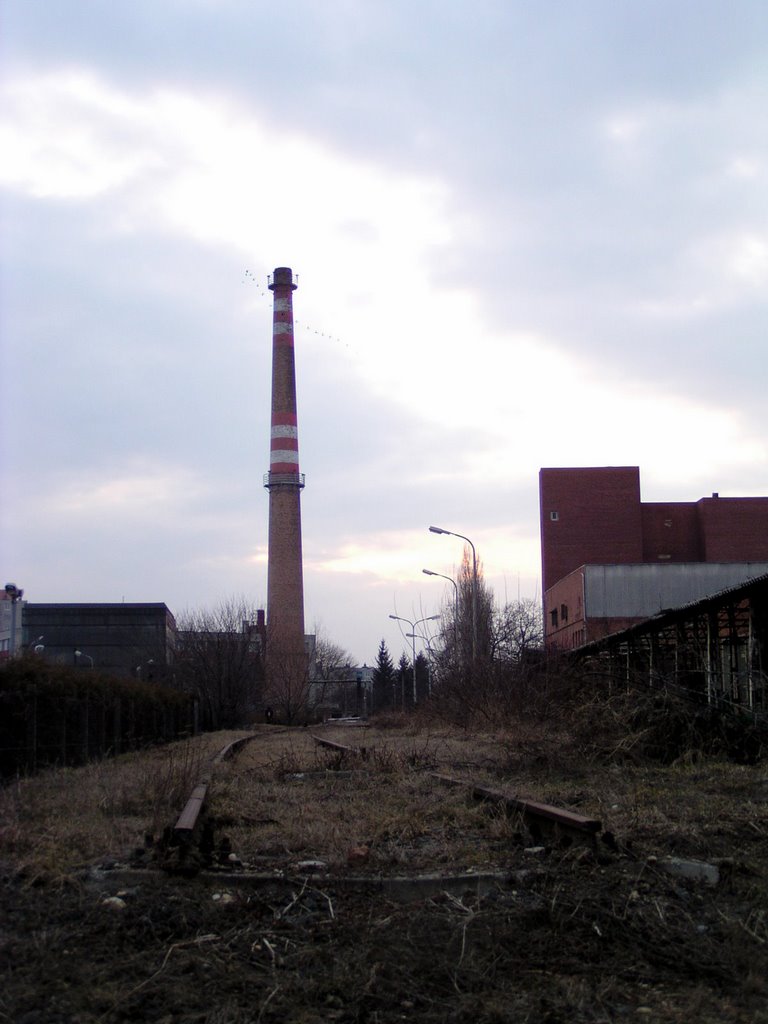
xmin=29 ymin=635 xmax=45 ymax=656
xmin=406 ymin=632 xmax=435 ymax=696
xmin=429 ymin=526 xmax=478 ymax=664
xmin=423 ymin=569 xmax=459 ymax=647
xmin=135 ymin=658 xmax=155 ymax=680
xmin=74 ymin=649 xmax=94 ymax=668
xmin=4 ymin=583 xmax=24 ymax=658
xmin=389 ymin=614 xmax=439 ymax=705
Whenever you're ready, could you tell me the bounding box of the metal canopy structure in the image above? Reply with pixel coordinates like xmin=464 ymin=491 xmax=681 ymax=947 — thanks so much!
xmin=574 ymin=571 xmax=768 ymax=715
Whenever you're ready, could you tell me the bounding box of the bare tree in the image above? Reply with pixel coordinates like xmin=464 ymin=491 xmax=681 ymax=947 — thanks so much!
xmin=431 ymin=548 xmax=495 ymax=683
xmin=492 ymin=598 xmax=544 ymax=664
xmin=453 ymin=548 xmax=495 ymax=666
xmin=175 ymin=597 xmax=264 ymax=730
xmin=309 ymin=623 xmax=356 ymax=714
xmin=263 ymin=631 xmax=310 ymax=725
xmin=428 ymin=557 xmax=545 ymax=726
xmin=313 ymin=625 xmax=355 ymax=683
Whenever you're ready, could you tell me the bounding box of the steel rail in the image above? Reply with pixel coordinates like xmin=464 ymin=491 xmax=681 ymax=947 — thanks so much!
xmin=172 ymin=734 xmax=258 ymax=840
xmin=311 ymin=735 xmax=368 ymax=759
xmin=163 ymin=734 xmax=603 ymax=878
xmin=174 ymin=784 xmax=209 ymax=836
xmin=431 ymin=773 xmax=602 ymax=846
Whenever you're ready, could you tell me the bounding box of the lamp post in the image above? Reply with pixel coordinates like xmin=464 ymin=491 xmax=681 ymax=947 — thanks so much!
xmin=74 ymin=649 xmax=94 ymax=669
xmin=4 ymin=583 xmax=24 ymax=658
xmin=135 ymin=658 xmax=156 ymax=680
xmin=406 ymin=632 xmax=436 ymax=696
xmin=429 ymin=526 xmax=478 ymax=665
xmin=423 ymin=568 xmax=459 ymax=648
xmin=389 ymin=614 xmax=439 ymax=705
xmin=28 ymin=635 xmax=45 ymax=656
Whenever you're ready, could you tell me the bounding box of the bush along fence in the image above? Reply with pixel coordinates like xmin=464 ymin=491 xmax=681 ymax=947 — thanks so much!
xmin=0 ymin=656 xmax=198 ymax=777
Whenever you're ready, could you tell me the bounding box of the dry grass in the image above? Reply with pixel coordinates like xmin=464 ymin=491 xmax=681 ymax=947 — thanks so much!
xmin=203 ymin=723 xmax=768 ymax=882
xmin=3 ymin=720 xmax=767 ymax=887
xmin=0 ymin=730 xmax=252 ymax=882
xmin=211 ymin=728 xmax=486 ymax=870
xmin=2 ymin=716 xmax=768 ymax=1022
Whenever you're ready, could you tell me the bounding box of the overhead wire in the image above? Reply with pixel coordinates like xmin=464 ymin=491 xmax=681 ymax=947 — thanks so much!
xmin=242 ymin=269 xmax=350 ymax=348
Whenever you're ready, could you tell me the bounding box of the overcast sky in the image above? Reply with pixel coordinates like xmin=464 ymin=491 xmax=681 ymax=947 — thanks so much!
xmin=2 ymin=1 xmax=767 ymax=664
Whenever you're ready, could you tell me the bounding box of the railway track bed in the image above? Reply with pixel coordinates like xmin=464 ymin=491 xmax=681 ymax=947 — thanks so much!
xmin=149 ymin=725 xmax=605 ymax=883
xmin=4 ymin=722 xmax=768 ymax=1022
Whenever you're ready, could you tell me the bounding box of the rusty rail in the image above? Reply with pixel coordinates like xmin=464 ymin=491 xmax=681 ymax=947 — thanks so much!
xmin=163 ymin=736 xmax=602 ymax=880
xmin=174 ymin=783 xmax=208 ymax=836
xmin=172 ymin=734 xmax=257 ymax=841
xmin=431 ymin=773 xmax=601 ymax=846
xmin=212 ymin=734 xmax=258 ymax=765
xmin=311 ymin=735 xmax=368 ymax=760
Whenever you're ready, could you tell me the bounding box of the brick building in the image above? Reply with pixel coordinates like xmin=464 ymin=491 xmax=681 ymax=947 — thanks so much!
xmin=540 ymin=467 xmax=768 ymax=649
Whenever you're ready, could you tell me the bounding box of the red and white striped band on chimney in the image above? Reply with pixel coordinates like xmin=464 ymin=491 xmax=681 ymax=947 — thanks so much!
xmin=270 ymin=412 xmax=299 ymax=472
xmin=265 ymin=265 xmax=306 ymax=675
xmin=266 ymin=266 xmax=302 ymax=486
xmin=272 ymin=296 xmax=294 ymax=344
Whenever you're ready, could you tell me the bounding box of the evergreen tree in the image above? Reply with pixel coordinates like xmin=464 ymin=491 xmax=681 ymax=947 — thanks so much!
xmin=397 ymin=653 xmax=411 ymax=710
xmin=371 ymin=639 xmax=395 ymax=712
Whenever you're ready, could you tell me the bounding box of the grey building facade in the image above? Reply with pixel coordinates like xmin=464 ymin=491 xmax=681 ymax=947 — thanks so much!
xmin=23 ymin=603 xmax=177 ymax=679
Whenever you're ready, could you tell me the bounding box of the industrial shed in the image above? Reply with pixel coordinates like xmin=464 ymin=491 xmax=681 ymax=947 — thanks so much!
xmin=548 ymin=561 xmax=768 ymax=649
xmin=574 ymin=571 xmax=768 ymax=714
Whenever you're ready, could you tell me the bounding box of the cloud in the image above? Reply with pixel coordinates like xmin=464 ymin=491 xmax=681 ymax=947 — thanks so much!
xmin=0 ymin=72 xmax=168 ymax=199
xmin=2 ymin=4 xmax=767 ymax=662
xmin=0 ymin=68 xmax=450 ymax=260
xmin=52 ymin=461 xmax=204 ymax=518
xmin=3 ymin=63 xmax=764 ymax=499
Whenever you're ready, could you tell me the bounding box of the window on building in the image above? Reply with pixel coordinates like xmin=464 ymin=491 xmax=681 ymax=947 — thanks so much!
xmin=560 ymin=603 xmax=568 ymax=623
xmin=550 ymin=609 xmax=558 ymax=628
xmin=550 ymin=511 xmax=559 ymax=521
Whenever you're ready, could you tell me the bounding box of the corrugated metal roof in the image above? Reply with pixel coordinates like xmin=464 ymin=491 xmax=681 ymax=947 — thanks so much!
xmin=576 ymin=568 xmax=768 ymax=653
xmin=584 ymin=563 xmax=768 ymax=617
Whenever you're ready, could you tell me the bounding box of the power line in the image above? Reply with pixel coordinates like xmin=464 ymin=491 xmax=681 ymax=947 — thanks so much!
xmin=242 ymin=269 xmax=349 ymax=347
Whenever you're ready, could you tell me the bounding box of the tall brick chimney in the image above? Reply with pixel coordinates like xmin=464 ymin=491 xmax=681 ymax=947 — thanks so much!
xmin=264 ymin=267 xmax=307 ymax=706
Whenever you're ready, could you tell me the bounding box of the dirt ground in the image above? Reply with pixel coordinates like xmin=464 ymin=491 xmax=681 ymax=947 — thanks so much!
xmin=2 ymin=717 xmax=768 ymax=1023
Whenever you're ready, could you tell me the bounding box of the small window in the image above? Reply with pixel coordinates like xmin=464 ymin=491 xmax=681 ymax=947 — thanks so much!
xmin=560 ymin=603 xmax=568 ymax=623
xmin=550 ymin=609 xmax=558 ymax=627
xmin=549 ymin=511 xmax=559 ymax=522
